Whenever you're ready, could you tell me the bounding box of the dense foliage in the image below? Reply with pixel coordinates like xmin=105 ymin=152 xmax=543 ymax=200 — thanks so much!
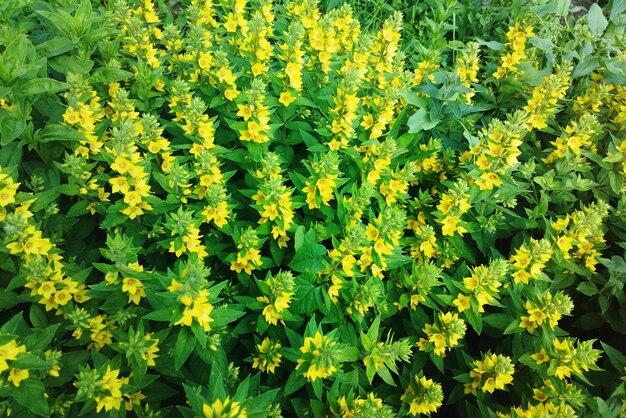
xmin=1 ymin=0 xmax=626 ymax=416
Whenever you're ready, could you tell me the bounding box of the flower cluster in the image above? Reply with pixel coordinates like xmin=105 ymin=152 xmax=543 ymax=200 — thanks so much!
xmin=202 ymin=397 xmax=247 ymax=418
xmin=466 ymin=353 xmax=515 ymax=395
xmin=550 ymin=201 xmax=609 ymax=272
xmin=493 ymin=23 xmax=534 ymax=79
xmin=401 ymin=375 xmax=444 ymax=416
xmin=256 ymin=270 xmax=295 ymax=326
xmin=418 ymin=312 xmax=467 ymax=357
xmin=1 ymin=0 xmax=624 ymax=416
xmin=523 ymin=63 xmax=571 ymax=131
xmin=252 ymin=337 xmax=282 ymax=374
xmin=332 ymin=393 xmax=395 ymax=418
xmin=252 ymin=153 xmax=295 ymax=248
xmin=509 ymin=238 xmax=553 ymax=285
xmin=0 ymin=339 xmax=28 ymax=387
xmin=532 ymin=338 xmax=601 ymax=381
xmin=230 ymin=227 xmax=263 ymax=275
xmin=455 ymin=259 xmax=509 ymax=313
xmin=296 ymin=331 xmax=340 ymax=382
xmin=519 ymin=291 xmax=574 ymax=333
xmin=303 ymin=152 xmax=343 ymax=209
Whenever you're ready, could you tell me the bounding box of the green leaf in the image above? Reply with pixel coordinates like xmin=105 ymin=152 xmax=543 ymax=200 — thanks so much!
xmin=611 ymin=0 xmax=626 ymax=17
xmin=476 ymin=39 xmax=505 ymax=50
xmin=66 ymin=200 xmax=91 ymax=217
xmin=174 ymin=328 xmax=195 ymax=370
xmin=0 ymin=141 xmax=22 ymax=168
xmin=210 ymin=306 xmax=245 ymax=328
xmin=2 ymin=35 xmax=28 ymax=79
xmin=54 ymin=184 xmax=81 ymax=196
xmin=334 ymin=346 xmax=360 ymax=362
xmin=556 ymin=0 xmax=571 ymax=16
xmin=503 ymin=320 xmax=524 ymax=335
xmin=30 ymin=189 xmax=60 ymax=212
xmin=573 ymin=57 xmax=599 ymax=78
xmin=431 ymin=353 xmax=444 ymax=373
xmin=38 ymin=123 xmax=87 ymax=143
xmin=483 ymin=313 xmax=513 ymax=331
xmin=20 ymin=78 xmax=69 ymax=96
xmin=11 ymin=353 xmax=50 ymax=370
xmin=603 ymin=61 xmax=626 ymax=85
xmin=36 ymin=10 xmax=78 ymax=38
xmin=465 ymin=308 xmax=483 ymax=335
xmin=13 ymin=379 xmax=49 ymax=416
xmin=596 ymin=397 xmax=613 ymax=418
xmin=35 ymin=37 xmax=75 ymax=58
xmin=90 ymin=68 xmax=133 ymax=84
xmin=407 ymin=108 xmax=439 ymax=133
xmin=0 ymin=111 xmax=25 ymax=146
xmin=376 ymin=365 xmax=396 ymax=385
xmin=600 ymin=342 xmax=626 ymax=371
xmin=101 ymin=212 xmax=127 ymax=229
xmin=399 ymin=88 xmax=426 ymax=107
xmin=293 ymin=275 xmax=323 ymax=314
xmin=588 ymin=3 xmax=609 ymax=36
xmin=22 ymin=324 xmax=60 ymax=352
xmin=577 ymin=281 xmax=598 ymax=296
xmin=529 ymin=36 xmax=554 ymax=51
xmin=289 ymin=227 xmax=326 ymax=273
xmin=284 ymin=372 xmax=306 ymax=396
xmin=74 ymin=0 xmax=93 ymax=34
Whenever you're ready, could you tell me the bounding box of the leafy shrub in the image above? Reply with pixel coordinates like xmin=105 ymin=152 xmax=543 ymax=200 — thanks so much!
xmin=1 ymin=0 xmax=626 ymax=417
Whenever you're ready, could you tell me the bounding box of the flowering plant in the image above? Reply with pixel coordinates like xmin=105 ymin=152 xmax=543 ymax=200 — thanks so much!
xmin=1 ymin=0 xmax=626 ymax=416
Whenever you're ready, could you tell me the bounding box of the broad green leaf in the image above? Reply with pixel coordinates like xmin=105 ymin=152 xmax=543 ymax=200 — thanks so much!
xmin=39 ymin=124 xmax=87 ymax=143
xmin=289 ymin=227 xmax=326 ymax=273
xmin=13 ymin=379 xmax=49 ymax=416
xmin=174 ymin=328 xmax=195 ymax=370
xmin=573 ymin=57 xmax=600 ymax=78
xmin=407 ymin=108 xmax=439 ymax=132
xmin=588 ymin=3 xmax=609 ymax=36
xmin=611 ymin=0 xmax=626 ymax=17
xmin=600 ymin=343 xmax=626 ymax=371
xmin=556 ymin=0 xmax=571 ymax=16
xmin=0 ymin=111 xmax=25 ymax=146
xmin=36 ymin=10 xmax=78 ymax=38
xmin=35 ymin=37 xmax=75 ymax=58
xmin=20 ymin=78 xmax=69 ymax=96
xmin=284 ymin=372 xmax=306 ymax=396
xmin=2 ymin=35 xmax=28 ymax=78
xmin=529 ymin=36 xmax=554 ymax=51
xmin=90 ymin=68 xmax=133 ymax=84
xmin=577 ymin=281 xmax=598 ymax=296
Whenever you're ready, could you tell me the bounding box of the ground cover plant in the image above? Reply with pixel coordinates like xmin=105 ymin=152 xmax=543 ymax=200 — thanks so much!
xmin=0 ymin=0 xmax=626 ymax=416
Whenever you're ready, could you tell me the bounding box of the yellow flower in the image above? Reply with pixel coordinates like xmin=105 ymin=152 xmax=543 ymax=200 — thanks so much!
xmin=483 ymin=376 xmax=497 ymax=393
xmin=401 ymin=375 xmax=444 ymax=416
xmin=439 ymin=215 xmax=466 ymax=236
xmin=110 ymin=156 xmax=131 ymax=174
xmin=63 ymin=107 xmax=81 ymax=125
xmin=198 ymin=51 xmax=213 ymax=71
xmin=296 ymin=331 xmax=338 ymax=381
xmin=252 ymin=337 xmax=282 ymax=374
xmin=202 ymin=397 xmax=247 ymax=418
xmin=531 ymin=349 xmax=549 ymax=365
xmin=7 ymin=368 xmax=29 ymax=387
xmin=453 ymin=294 xmax=471 ymax=312
xmin=121 ymin=277 xmax=146 ymax=305
xmin=527 ymin=307 xmax=547 ymax=326
xmin=95 ymin=366 xmax=125 ymax=413
xmin=476 ymin=171 xmax=502 ymax=190
xmin=279 ymin=91 xmax=296 ymax=107
xmin=554 ymin=365 xmax=572 ymax=379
